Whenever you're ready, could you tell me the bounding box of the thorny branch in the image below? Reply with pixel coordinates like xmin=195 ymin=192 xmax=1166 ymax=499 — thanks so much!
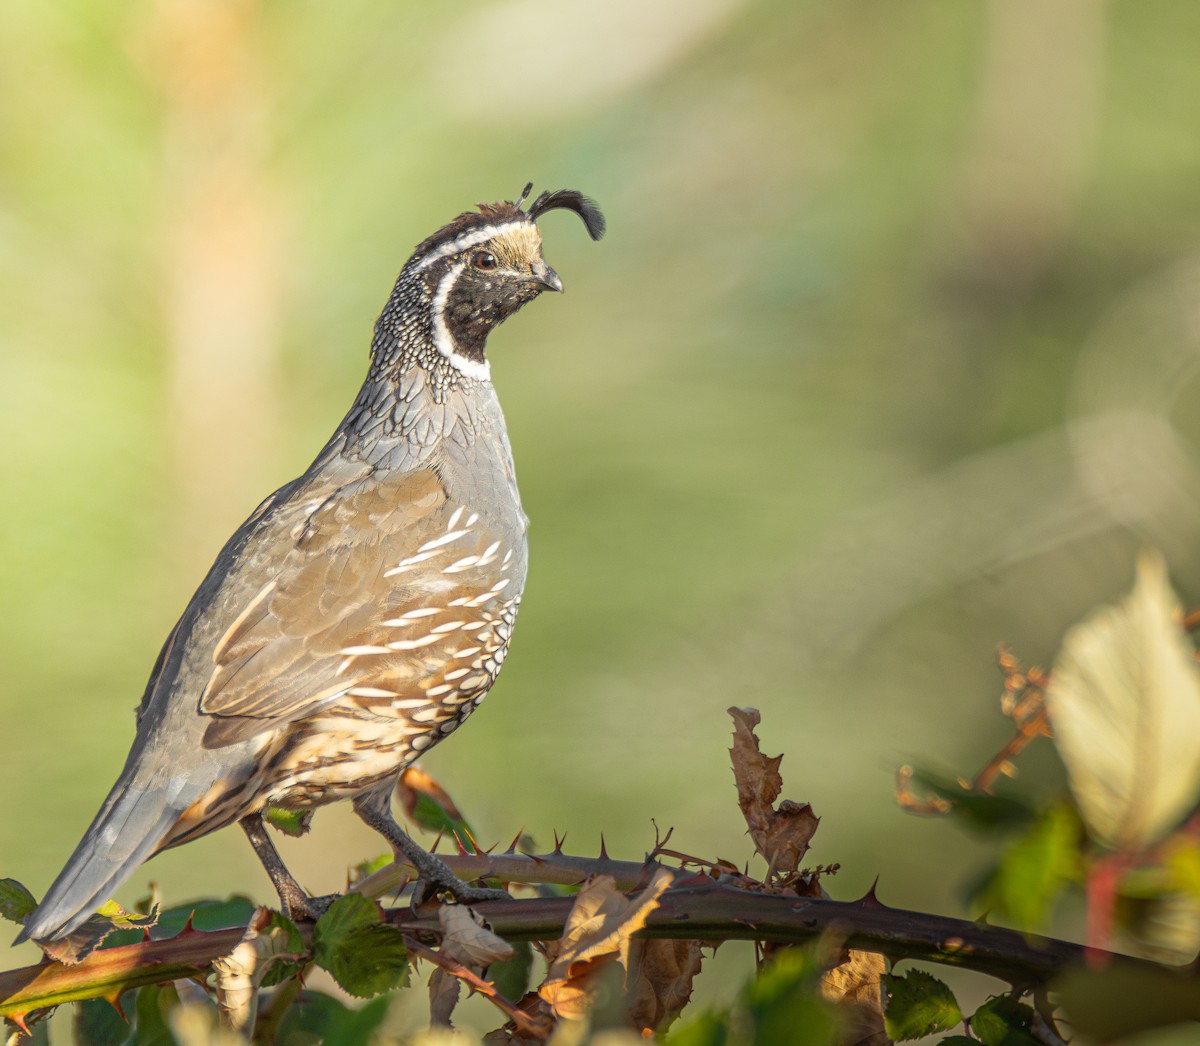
xmin=0 ymin=849 xmax=1171 ymax=1023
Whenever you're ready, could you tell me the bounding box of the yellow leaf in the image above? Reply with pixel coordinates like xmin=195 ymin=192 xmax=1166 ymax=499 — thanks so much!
xmin=1046 ymin=551 xmax=1200 ymax=850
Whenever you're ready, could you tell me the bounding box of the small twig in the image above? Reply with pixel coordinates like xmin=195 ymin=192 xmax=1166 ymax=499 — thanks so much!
xmin=648 ymin=821 xmax=675 ymax=858
xmin=897 ymin=648 xmax=1053 ymax=814
xmin=895 ymin=765 xmax=953 ymax=815
xmin=404 ymin=936 xmax=551 ymax=1039
xmin=650 ymin=848 xmax=719 ymax=870
xmin=969 ymin=705 xmax=1051 ymax=794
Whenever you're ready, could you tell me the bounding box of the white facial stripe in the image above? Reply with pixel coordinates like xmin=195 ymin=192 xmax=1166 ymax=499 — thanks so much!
xmin=415 ymin=221 xmax=529 ymax=271
xmin=431 ymin=261 xmax=492 ymax=382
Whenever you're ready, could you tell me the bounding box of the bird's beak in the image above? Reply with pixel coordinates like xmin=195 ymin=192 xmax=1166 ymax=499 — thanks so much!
xmin=532 ymin=260 xmax=563 ymax=293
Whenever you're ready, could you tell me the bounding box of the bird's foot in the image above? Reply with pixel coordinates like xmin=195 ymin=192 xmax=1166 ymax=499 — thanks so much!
xmin=412 ymin=877 xmax=510 ymax=907
xmin=403 ymin=846 xmax=510 ymax=906
xmin=279 ymin=887 xmax=338 ymax=923
xmin=351 ymin=785 xmax=511 ymax=907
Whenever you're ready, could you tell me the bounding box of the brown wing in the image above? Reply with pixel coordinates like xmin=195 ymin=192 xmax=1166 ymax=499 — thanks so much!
xmin=197 ymin=465 xmax=522 ymax=748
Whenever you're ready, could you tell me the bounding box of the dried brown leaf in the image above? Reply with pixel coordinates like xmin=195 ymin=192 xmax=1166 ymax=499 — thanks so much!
xmin=821 ymin=949 xmax=889 ymax=1046
xmin=427 ymin=906 xmax=516 ymax=1027
xmin=37 ymin=901 xmax=158 ymax=965
xmin=625 ymin=937 xmax=704 ymax=1034
xmin=428 ymin=968 xmax=462 ymax=1028
xmin=728 ymin=706 xmax=819 ymax=877
xmin=439 ymin=905 xmax=514 ymax=967
xmin=538 ymin=869 xmax=673 ymax=1021
xmin=212 ymin=908 xmax=302 ymax=1032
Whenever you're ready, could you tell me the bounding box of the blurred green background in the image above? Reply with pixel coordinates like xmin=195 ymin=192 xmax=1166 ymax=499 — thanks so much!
xmin=4 ymin=0 xmax=1200 ymax=1035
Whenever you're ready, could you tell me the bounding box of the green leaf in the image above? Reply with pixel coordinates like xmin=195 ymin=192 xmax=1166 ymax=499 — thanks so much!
xmin=312 ymin=893 xmax=408 ymax=998
xmin=742 ymin=948 xmax=841 ymax=1046
xmin=264 ymin=806 xmax=312 ymax=838
xmin=883 ymin=969 xmax=963 ymax=1041
xmin=665 ymin=1010 xmax=731 ymax=1046
xmin=971 ymin=804 xmax=1080 ymax=928
xmin=489 ymin=938 xmax=533 ymax=1001
xmin=969 ymin=995 xmax=1039 ymax=1046
xmin=158 ymin=896 xmax=257 ymax=935
xmin=908 ymin=770 xmax=1036 ymax=834
xmin=938 ymin=1038 xmax=977 ymax=1045
xmin=352 ymin=853 xmax=393 ymax=883
xmin=1165 ymin=842 xmax=1200 ymax=898
xmin=75 ymin=996 xmax=132 ymax=1046
xmin=131 ymin=984 xmax=179 ymax=1046
xmin=254 ymin=910 xmax=307 ymax=989
xmin=408 ymin=792 xmax=477 ymax=851
xmin=1056 ymin=960 xmax=1200 ymax=1038
xmin=0 ymin=878 xmax=37 ymax=923
xmin=276 ymin=990 xmax=392 ymax=1046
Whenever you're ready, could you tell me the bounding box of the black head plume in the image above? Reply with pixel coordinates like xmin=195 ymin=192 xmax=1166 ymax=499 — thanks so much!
xmin=525 ymin=187 xmax=606 ymax=241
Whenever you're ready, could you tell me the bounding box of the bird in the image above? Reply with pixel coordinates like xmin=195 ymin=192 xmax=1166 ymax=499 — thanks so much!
xmin=20 ymin=184 xmax=605 ymax=945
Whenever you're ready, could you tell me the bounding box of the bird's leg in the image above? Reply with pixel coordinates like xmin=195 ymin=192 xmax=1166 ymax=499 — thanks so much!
xmin=239 ymin=815 xmax=335 ymax=921
xmin=352 ymin=782 xmax=509 ymax=904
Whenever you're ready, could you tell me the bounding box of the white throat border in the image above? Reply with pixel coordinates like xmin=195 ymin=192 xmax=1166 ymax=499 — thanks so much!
xmin=431 ymin=261 xmax=491 ymax=382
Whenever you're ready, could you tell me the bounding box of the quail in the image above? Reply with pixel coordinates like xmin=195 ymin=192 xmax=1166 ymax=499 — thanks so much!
xmin=20 ymin=185 xmax=605 ymax=944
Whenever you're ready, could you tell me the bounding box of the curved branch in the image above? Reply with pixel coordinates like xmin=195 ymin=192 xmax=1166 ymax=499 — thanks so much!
xmin=0 ymin=852 xmax=1177 ymax=1021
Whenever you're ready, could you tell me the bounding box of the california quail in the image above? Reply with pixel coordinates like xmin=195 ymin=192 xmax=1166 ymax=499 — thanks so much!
xmin=20 ymin=185 xmax=605 ymax=944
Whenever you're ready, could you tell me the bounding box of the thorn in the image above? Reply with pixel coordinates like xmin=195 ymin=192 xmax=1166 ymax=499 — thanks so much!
xmin=599 ymin=833 xmax=608 ymax=860
xmin=858 ymin=878 xmax=882 ymax=907
xmin=179 ymin=911 xmax=198 ymax=935
xmin=8 ymin=1012 xmax=30 ymax=1036
xmin=553 ymin=830 xmax=567 ymax=853
xmin=142 ymin=927 xmax=152 ymax=942
xmin=462 ymin=825 xmax=482 ymax=854
xmin=506 ymin=827 xmax=525 ymax=854
xmin=430 ymin=828 xmax=446 ymax=854
xmin=103 ymin=988 xmax=128 ymax=1021
xmin=529 ymin=853 xmax=546 ymax=866
xmin=483 ymin=840 xmax=498 ymax=855
xmin=675 ymin=871 xmax=714 ymax=888
xmin=452 ymin=830 xmax=470 ymax=855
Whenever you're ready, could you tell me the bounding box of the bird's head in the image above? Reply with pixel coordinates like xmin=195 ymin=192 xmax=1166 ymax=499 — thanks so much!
xmin=387 ymin=185 xmax=605 ymax=381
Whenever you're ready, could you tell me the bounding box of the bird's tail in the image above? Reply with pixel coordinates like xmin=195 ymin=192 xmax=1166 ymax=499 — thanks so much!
xmin=18 ymin=767 xmax=207 ymax=944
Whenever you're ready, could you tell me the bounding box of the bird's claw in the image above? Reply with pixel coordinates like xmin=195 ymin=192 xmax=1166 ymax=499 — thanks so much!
xmin=410 ymin=877 xmax=510 ymax=908
xmin=282 ymin=892 xmax=337 ymax=923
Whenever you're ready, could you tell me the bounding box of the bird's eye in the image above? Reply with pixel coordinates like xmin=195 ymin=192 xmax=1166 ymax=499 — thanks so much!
xmin=473 ymin=251 xmax=498 ymax=271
